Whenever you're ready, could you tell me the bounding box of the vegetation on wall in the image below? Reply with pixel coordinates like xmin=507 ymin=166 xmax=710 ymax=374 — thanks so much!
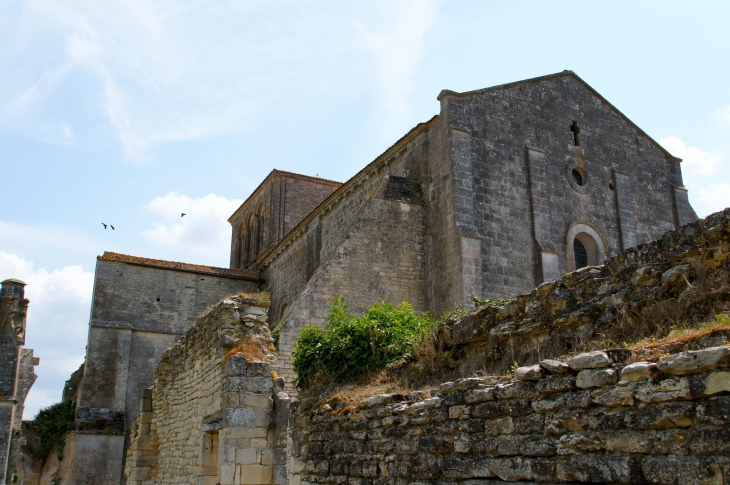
xmin=293 ymin=298 xmax=437 ymax=387
xmin=29 ymin=400 xmax=76 ymax=462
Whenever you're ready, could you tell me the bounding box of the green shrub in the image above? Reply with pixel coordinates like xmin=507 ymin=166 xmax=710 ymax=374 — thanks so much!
xmin=293 ymin=298 xmax=436 ymax=387
xmin=31 ymin=400 xmax=76 ymax=461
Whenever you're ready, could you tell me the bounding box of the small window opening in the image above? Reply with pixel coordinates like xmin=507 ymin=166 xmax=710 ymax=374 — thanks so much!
xmin=156 ymin=297 xmax=160 ymax=302
xmin=570 ymin=120 xmax=581 ymax=146
xmin=572 ymin=169 xmax=584 ymax=186
xmin=608 ymin=183 xmax=614 ymax=191
xmin=574 ymin=239 xmax=588 ymax=269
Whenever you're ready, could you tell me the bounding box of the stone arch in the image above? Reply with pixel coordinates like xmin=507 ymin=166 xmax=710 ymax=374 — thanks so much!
xmin=566 ymin=222 xmax=607 ymax=271
xmin=235 ymin=220 xmax=246 ymax=269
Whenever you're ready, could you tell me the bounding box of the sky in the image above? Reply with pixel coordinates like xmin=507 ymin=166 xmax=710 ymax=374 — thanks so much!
xmin=1 ymin=0 xmax=729 ymax=418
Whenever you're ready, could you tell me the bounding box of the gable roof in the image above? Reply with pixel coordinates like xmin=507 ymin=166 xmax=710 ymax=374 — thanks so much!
xmin=98 ymin=252 xmax=259 ymax=281
xmin=438 ymin=70 xmax=682 ymax=163
xmin=228 ymin=169 xmax=341 ymax=223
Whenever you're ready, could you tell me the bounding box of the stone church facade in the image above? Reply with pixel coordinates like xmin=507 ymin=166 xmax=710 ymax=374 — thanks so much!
xmin=22 ymin=71 xmax=696 ymax=484
xmin=230 ymin=71 xmax=696 ymax=384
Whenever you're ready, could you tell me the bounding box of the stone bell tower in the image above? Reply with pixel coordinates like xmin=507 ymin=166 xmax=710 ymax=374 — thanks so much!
xmin=0 ymin=279 xmax=29 ymax=484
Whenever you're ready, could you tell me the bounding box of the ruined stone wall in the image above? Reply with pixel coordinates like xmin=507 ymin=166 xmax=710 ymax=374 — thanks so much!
xmin=440 ymin=72 xmax=696 ymax=298
xmin=291 ymin=346 xmax=730 ymax=485
xmin=124 ymin=295 xmax=287 ymax=485
xmin=449 ymin=207 xmax=730 ymax=374
xmin=72 ymin=255 xmax=259 ymax=485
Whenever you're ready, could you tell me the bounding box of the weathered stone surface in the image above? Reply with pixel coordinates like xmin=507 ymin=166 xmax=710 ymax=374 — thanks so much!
xmin=539 ymin=359 xmax=570 ymax=374
xmin=619 ymin=361 xmax=656 ymax=383
xmin=657 ymin=346 xmax=730 ymax=375
xmin=568 ymin=351 xmax=613 ymax=370
xmin=514 ymin=364 xmax=543 ymax=381
xmin=576 ymin=368 xmax=618 ymax=388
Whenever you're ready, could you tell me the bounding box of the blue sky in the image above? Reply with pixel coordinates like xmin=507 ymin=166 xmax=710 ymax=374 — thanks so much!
xmin=1 ymin=0 xmax=729 ymax=417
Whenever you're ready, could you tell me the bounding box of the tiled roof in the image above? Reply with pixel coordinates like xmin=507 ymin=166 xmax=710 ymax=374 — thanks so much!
xmin=98 ymin=252 xmax=259 ymax=281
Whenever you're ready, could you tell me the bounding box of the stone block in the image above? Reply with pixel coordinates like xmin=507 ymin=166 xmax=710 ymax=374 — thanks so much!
xmin=556 ymin=455 xmax=641 ymax=483
xmin=619 ymin=361 xmax=656 ymax=383
xmin=576 ymin=368 xmax=617 ymax=388
xmin=624 ymin=401 xmax=694 ymax=430
xmin=592 ymin=385 xmax=635 ymax=406
xmin=514 ymin=364 xmax=543 ymax=380
xmin=540 ymin=359 xmax=570 ymax=374
xmin=635 ymin=377 xmax=690 ymax=403
xmin=236 ymin=448 xmax=258 ymax=465
xmin=641 ymin=456 xmax=726 ymax=485
xmin=657 ymin=346 xmax=730 ymax=376
xmin=535 ymin=375 xmax=575 ymax=394
xmin=238 ymin=464 xmax=273 ymax=484
xmin=568 ymin=351 xmax=612 ymax=370
xmin=225 ymin=407 xmax=256 ymax=427
xmin=222 ymin=427 xmax=269 ymax=439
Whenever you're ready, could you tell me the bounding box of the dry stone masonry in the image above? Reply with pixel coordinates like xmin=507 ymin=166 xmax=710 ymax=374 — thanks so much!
xmin=291 ymin=347 xmax=730 ymax=485
xmin=450 ymin=207 xmax=730 ymax=369
xmin=125 ymin=294 xmax=290 ymax=485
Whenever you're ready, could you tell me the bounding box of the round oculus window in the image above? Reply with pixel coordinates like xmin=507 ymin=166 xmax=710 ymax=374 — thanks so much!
xmin=572 ymin=169 xmax=584 ymax=186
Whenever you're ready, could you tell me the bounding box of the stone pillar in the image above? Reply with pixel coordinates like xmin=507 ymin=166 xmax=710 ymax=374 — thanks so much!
xmin=450 ymin=127 xmax=484 ymax=305
xmin=612 ymin=170 xmax=638 ymax=251
xmin=0 ymin=279 xmax=28 ymax=485
xmin=220 ymin=353 xmax=278 ymax=485
xmin=527 ymin=148 xmax=559 ymax=283
xmin=673 ymin=186 xmax=697 ymax=227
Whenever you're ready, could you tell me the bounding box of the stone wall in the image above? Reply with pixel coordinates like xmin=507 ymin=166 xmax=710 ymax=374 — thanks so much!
xmin=229 ymin=171 xmax=341 ymax=270
xmin=273 ymin=177 xmax=428 ymax=387
xmin=291 ymin=346 xmax=730 ymax=484
xmin=449 ymin=207 xmax=730 ymax=372
xmin=440 ymin=72 xmax=696 ymax=298
xmin=124 ymin=294 xmax=289 ymax=485
xmin=72 ymin=253 xmax=259 ymax=485
xmin=262 ymin=127 xmax=431 ymax=330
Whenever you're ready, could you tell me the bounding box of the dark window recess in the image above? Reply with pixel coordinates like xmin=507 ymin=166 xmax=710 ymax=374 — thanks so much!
xmin=156 ymin=297 xmax=161 ymax=302
xmin=609 ymin=183 xmax=615 ymax=191
xmin=571 ymin=120 xmax=581 ymax=146
xmin=572 ymin=170 xmax=584 ymax=186
xmin=574 ymin=239 xmax=588 ymax=269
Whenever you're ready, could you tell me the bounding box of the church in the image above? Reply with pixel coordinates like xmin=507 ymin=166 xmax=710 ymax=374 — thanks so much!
xmin=39 ymin=71 xmax=696 ymax=484
xmin=227 ymin=70 xmax=696 ymax=385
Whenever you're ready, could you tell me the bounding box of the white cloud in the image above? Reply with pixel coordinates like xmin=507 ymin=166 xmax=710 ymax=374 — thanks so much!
xmin=356 ymin=0 xmax=439 ymax=117
xmin=0 ymin=251 xmax=93 ymax=418
xmin=660 ymin=136 xmax=724 ymax=182
xmin=696 ymin=183 xmax=730 ymax=216
xmin=142 ymin=192 xmax=242 ymax=261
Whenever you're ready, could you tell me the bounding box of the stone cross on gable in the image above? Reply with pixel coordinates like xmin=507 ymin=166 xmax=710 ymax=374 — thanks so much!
xmin=571 ymin=120 xmax=581 ymax=146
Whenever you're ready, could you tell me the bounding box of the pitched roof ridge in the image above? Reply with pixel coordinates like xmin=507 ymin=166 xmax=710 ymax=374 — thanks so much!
xmin=438 ymin=70 xmax=682 ymax=164
xmin=98 ymin=252 xmax=259 ymax=280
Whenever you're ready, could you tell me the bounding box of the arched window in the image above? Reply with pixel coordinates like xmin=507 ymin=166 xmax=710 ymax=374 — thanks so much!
xmin=254 ymin=202 xmax=265 ymax=256
xmin=567 ymin=223 xmax=606 ymax=271
xmin=237 ymin=224 xmax=245 ymax=269
xmin=244 ymin=213 xmax=254 ymax=264
xmin=573 ymin=232 xmax=599 ymax=269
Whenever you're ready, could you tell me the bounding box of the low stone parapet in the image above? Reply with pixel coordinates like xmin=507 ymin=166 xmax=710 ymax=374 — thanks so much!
xmin=291 ymin=346 xmax=730 ymax=484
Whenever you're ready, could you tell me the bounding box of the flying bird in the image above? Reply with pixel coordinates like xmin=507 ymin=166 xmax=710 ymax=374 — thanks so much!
xmin=181 ymin=213 xmax=186 ymax=217
xmin=110 ymin=225 xmax=115 ymax=230
xmin=101 ymin=223 xmax=107 ymax=229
